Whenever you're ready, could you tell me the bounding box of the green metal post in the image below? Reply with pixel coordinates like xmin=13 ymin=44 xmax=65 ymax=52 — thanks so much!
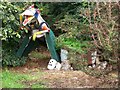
xmin=45 ymin=30 xmax=60 ymax=62
xmin=16 ymin=33 xmax=40 ymax=57
xmin=16 ymin=30 xmax=60 ymax=62
xmin=16 ymin=34 xmax=31 ymax=57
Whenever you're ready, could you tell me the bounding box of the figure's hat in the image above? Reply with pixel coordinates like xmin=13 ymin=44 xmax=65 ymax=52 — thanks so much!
xmin=20 ymin=4 xmax=40 ymax=26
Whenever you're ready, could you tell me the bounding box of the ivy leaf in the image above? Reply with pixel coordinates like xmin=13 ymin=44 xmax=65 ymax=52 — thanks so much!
xmin=16 ymin=33 xmax=21 ymax=38
xmin=24 ymin=29 xmax=28 ymax=33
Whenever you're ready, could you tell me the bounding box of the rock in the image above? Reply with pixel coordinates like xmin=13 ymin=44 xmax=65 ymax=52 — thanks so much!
xmin=60 ymin=49 xmax=68 ymax=61
xmin=72 ymin=77 xmax=78 ymax=80
xmin=61 ymin=60 xmax=72 ymax=70
xmin=97 ymin=61 xmax=108 ymax=69
xmin=108 ymin=71 xmax=118 ymax=78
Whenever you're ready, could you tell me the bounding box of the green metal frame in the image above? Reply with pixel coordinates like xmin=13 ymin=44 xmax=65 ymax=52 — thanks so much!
xmin=16 ymin=30 xmax=60 ymax=62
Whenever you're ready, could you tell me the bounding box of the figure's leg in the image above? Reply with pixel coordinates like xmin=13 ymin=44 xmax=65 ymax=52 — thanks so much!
xmin=16 ymin=33 xmax=31 ymax=57
xmin=45 ymin=30 xmax=60 ymax=62
xmin=16 ymin=33 xmax=41 ymax=57
xmin=40 ymin=22 xmax=60 ymax=62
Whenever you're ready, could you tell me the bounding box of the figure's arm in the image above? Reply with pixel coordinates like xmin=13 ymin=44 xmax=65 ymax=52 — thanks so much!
xmin=41 ymin=23 xmax=50 ymax=31
xmin=32 ymin=29 xmax=50 ymax=41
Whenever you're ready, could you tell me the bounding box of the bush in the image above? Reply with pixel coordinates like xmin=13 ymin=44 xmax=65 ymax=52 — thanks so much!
xmin=2 ymin=41 xmax=27 ymax=67
xmin=86 ymin=2 xmax=119 ymax=61
xmin=0 ymin=2 xmax=29 ymax=66
xmin=54 ymin=2 xmax=119 ymax=62
xmin=2 ymin=49 xmax=27 ymax=67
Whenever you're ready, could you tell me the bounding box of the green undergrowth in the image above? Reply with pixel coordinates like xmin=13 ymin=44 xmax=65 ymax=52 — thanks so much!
xmin=2 ymin=41 xmax=27 ymax=67
xmin=56 ymin=37 xmax=91 ymax=54
xmin=29 ymin=51 xmax=50 ymax=60
xmin=1 ymin=69 xmax=46 ymax=88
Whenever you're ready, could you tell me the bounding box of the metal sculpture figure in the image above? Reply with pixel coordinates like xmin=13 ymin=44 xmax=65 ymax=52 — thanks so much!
xmin=16 ymin=4 xmax=60 ymax=63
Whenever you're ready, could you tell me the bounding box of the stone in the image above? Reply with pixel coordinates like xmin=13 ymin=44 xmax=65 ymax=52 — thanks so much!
xmin=60 ymin=49 xmax=68 ymax=61
xmin=61 ymin=60 xmax=72 ymax=70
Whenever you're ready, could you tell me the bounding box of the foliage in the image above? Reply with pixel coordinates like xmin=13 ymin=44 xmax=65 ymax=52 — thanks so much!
xmin=49 ymin=2 xmax=119 ymax=62
xmin=85 ymin=2 xmax=119 ymax=61
xmin=29 ymin=51 xmax=50 ymax=60
xmin=2 ymin=49 xmax=27 ymax=67
xmin=2 ymin=41 xmax=27 ymax=66
xmin=56 ymin=36 xmax=90 ymax=54
xmin=50 ymin=2 xmax=91 ymax=36
xmin=49 ymin=2 xmax=93 ymax=55
xmin=0 ymin=2 xmax=32 ymax=66
xmin=1 ymin=2 xmax=21 ymax=41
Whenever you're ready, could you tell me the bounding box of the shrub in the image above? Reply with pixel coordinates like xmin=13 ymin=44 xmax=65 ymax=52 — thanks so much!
xmin=2 ymin=49 xmax=27 ymax=67
xmin=0 ymin=2 xmax=29 ymax=66
xmin=2 ymin=41 xmax=27 ymax=67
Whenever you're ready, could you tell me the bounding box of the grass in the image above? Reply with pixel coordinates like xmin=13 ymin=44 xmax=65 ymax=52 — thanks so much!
xmin=1 ymin=69 xmax=27 ymax=88
xmin=58 ymin=37 xmax=91 ymax=54
xmin=29 ymin=51 xmax=50 ymax=60
xmin=1 ymin=69 xmax=46 ymax=88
